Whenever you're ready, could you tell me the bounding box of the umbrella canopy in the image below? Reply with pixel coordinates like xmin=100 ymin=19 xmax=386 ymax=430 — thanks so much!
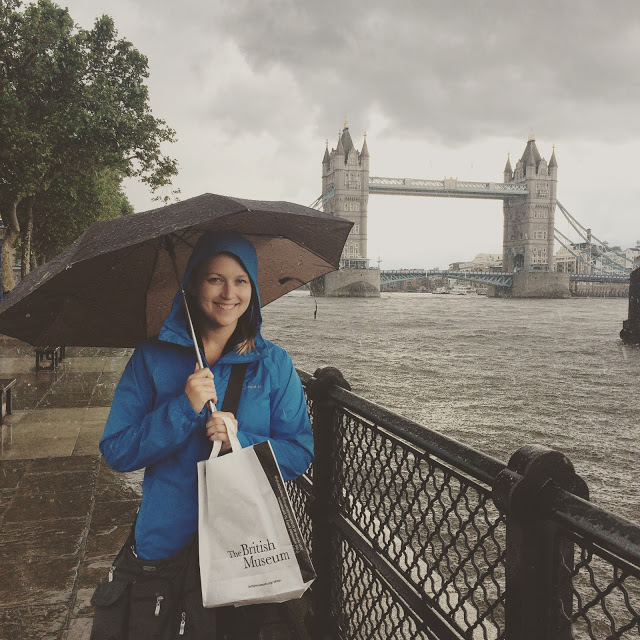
xmin=0 ymin=193 xmax=352 ymax=347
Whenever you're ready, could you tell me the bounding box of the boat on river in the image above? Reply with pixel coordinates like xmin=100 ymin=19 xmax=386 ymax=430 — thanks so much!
xmin=450 ymin=283 xmax=474 ymax=295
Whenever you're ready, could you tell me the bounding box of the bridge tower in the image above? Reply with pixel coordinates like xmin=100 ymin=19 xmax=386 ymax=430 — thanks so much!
xmin=322 ymin=121 xmax=370 ymax=268
xmin=313 ymin=121 xmax=379 ymax=297
xmin=502 ymin=135 xmax=558 ymax=272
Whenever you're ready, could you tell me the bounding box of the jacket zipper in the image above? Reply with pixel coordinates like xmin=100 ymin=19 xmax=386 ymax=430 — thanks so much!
xmin=179 ymin=611 xmax=186 ymax=635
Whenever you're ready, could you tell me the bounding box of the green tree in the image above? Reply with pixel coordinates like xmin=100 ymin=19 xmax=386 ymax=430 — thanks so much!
xmin=0 ymin=0 xmax=177 ymax=290
xmin=29 ymin=169 xmax=134 ymax=265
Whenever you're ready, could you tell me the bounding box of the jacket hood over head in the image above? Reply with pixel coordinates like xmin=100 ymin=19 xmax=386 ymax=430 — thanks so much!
xmin=158 ymin=231 xmax=263 ymax=349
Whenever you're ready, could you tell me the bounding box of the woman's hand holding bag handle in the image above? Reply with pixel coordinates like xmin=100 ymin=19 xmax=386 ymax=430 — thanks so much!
xmin=209 ymin=416 xmax=242 ymax=458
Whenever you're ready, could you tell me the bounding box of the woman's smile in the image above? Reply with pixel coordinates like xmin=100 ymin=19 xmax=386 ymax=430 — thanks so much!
xmin=190 ymin=253 xmax=252 ymax=330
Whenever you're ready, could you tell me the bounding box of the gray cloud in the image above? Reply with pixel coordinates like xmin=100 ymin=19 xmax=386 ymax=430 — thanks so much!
xmin=172 ymin=0 xmax=640 ymax=143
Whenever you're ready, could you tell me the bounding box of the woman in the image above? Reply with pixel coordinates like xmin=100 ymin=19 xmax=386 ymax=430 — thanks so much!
xmin=98 ymin=231 xmax=314 ymax=637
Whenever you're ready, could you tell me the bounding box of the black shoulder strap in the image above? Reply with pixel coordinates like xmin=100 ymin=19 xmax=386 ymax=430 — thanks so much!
xmin=221 ymin=363 xmax=249 ymax=414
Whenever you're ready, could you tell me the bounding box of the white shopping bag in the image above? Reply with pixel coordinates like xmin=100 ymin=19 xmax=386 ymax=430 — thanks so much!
xmin=197 ymin=417 xmax=315 ymax=607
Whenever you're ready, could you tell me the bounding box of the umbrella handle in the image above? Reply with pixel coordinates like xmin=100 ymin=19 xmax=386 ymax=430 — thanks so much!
xmin=181 ymin=289 xmax=217 ymax=415
xmin=164 ymin=235 xmax=216 ymax=414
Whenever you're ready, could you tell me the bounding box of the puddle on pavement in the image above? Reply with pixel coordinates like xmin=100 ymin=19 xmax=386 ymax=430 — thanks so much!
xmin=0 ymin=454 xmax=145 ymax=637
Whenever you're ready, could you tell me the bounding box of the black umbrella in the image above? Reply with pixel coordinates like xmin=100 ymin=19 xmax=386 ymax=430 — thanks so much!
xmin=0 ymin=193 xmax=352 ymax=347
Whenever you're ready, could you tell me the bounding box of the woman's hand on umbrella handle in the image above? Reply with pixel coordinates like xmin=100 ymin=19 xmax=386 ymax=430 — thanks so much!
xmin=206 ymin=412 xmax=237 ymax=454
xmin=185 ymin=364 xmax=218 ymax=414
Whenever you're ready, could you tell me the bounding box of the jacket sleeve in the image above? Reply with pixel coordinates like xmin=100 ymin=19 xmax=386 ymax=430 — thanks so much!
xmin=99 ymin=346 xmax=206 ymax=472
xmin=235 ymin=350 xmax=313 ymax=482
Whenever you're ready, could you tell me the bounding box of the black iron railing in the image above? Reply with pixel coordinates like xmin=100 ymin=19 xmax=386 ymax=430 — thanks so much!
xmin=289 ymin=368 xmax=640 ymax=640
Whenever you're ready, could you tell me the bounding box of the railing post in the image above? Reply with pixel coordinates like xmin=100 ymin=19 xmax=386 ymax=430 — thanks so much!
xmin=305 ymin=367 xmax=351 ymax=640
xmin=493 ymin=444 xmax=589 ymax=640
xmin=0 ymin=218 xmax=5 ymax=302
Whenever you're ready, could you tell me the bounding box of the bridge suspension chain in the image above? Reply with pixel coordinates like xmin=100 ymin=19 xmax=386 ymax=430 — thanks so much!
xmin=554 ymin=229 xmax=609 ymax=275
xmin=309 ymin=189 xmax=336 ymax=211
xmin=556 ymin=201 xmax=634 ymax=269
xmin=308 ymin=195 xmax=323 ymax=211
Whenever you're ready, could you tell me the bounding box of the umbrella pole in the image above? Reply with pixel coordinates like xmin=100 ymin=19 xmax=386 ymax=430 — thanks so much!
xmin=164 ymin=236 xmax=216 ymax=413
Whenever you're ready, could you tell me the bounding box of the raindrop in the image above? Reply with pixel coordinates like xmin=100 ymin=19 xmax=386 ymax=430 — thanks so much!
xmin=25 ymin=313 xmax=30 ymax=318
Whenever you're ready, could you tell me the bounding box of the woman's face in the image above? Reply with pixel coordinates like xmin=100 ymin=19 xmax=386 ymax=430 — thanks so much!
xmin=190 ymin=253 xmax=252 ymax=330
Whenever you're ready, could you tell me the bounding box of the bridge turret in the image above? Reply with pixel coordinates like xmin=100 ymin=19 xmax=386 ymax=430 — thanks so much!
xmin=361 ymin=133 xmax=369 ymax=158
xmin=522 ymin=137 xmax=539 ymax=178
xmin=336 ymin=132 xmax=345 ymax=157
xmin=322 ymin=141 xmax=330 ymax=168
xmin=322 ymin=140 xmax=331 ymax=188
xmin=504 ymin=154 xmax=513 ymax=182
xmin=360 ymin=133 xmax=369 ymax=171
xmin=549 ymin=146 xmax=558 ymax=179
xmin=538 ymin=157 xmax=548 ymax=176
xmin=341 ymin=125 xmax=354 ymax=159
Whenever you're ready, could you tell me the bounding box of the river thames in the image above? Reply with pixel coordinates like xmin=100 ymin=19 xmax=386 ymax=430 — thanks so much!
xmin=261 ymin=291 xmax=639 ymax=525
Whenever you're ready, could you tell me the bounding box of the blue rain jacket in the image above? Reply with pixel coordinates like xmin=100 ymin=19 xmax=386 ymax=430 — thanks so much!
xmin=100 ymin=232 xmax=314 ymax=560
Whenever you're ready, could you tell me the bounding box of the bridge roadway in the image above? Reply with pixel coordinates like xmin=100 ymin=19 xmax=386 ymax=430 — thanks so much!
xmin=380 ymin=270 xmax=631 ymax=287
xmin=369 ymin=177 xmax=529 ymax=199
xmin=381 ymin=270 xmax=513 ymax=287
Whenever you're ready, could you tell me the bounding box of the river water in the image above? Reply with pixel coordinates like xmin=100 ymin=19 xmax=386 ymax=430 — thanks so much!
xmin=261 ymin=291 xmax=639 ymax=525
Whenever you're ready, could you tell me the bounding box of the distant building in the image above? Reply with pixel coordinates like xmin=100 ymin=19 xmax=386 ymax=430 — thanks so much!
xmin=627 ymin=242 xmax=640 ymax=266
xmin=449 ymin=253 xmax=502 ymax=272
xmin=555 ymin=239 xmax=639 ymax=275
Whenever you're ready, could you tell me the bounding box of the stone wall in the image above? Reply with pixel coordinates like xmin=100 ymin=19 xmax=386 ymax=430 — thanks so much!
xmin=570 ymin=281 xmax=629 ymax=297
xmin=491 ymin=272 xmax=570 ymax=298
xmin=310 ymin=268 xmax=380 ymax=298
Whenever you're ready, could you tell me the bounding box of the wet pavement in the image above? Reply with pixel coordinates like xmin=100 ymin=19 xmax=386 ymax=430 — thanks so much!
xmin=0 ymin=336 xmax=308 ymax=639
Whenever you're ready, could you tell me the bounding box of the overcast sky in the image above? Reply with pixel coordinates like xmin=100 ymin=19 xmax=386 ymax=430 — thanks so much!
xmin=61 ymin=0 xmax=640 ymax=269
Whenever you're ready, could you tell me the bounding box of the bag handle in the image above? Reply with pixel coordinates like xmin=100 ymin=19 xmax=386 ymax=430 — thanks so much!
xmin=210 ymin=416 xmax=242 ymax=459
xmin=209 ymin=362 xmax=248 ymax=460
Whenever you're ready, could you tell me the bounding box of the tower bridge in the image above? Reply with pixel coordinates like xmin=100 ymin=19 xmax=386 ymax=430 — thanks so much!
xmin=313 ymin=122 xmax=633 ymax=298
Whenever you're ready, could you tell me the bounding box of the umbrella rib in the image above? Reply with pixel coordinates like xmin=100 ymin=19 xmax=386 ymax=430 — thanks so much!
xmin=239 ymin=227 xmax=351 ymax=267
xmin=34 ymin=242 xmax=162 ymax=345
xmin=170 ymin=230 xmax=197 ymax=251
xmin=141 ymin=236 xmax=166 ymax=338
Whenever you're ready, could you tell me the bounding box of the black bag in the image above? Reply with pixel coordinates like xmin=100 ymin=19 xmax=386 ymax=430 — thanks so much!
xmin=90 ymin=527 xmax=217 ymax=640
xmin=91 ymin=363 xmax=259 ymax=640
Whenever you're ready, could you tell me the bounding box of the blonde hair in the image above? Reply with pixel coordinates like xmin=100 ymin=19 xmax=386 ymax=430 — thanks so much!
xmin=235 ymin=311 xmax=258 ymax=355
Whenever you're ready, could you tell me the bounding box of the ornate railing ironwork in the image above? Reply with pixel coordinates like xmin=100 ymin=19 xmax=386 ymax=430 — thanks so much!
xmin=290 ymin=368 xmax=640 ymax=640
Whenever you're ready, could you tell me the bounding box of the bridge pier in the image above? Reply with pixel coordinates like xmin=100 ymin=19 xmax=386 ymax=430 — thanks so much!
xmin=310 ymin=268 xmax=380 ymax=298
xmin=491 ymin=272 xmax=570 ymax=298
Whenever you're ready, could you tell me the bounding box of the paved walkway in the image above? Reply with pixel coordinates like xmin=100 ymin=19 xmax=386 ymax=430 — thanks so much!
xmin=0 ymin=336 xmax=309 ymax=640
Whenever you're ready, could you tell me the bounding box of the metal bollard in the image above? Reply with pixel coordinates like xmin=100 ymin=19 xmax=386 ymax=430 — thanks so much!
xmin=621 ymin=266 xmax=640 ymax=344
xmin=493 ymin=444 xmax=589 ymax=640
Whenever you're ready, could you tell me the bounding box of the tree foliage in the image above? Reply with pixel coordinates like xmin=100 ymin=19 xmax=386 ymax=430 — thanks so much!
xmin=29 ymin=169 xmax=134 ymax=264
xmin=0 ymin=0 xmax=177 ymax=289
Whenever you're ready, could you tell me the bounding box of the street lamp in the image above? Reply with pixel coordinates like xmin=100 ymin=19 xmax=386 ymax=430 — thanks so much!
xmin=0 ymin=217 xmax=5 ymax=302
